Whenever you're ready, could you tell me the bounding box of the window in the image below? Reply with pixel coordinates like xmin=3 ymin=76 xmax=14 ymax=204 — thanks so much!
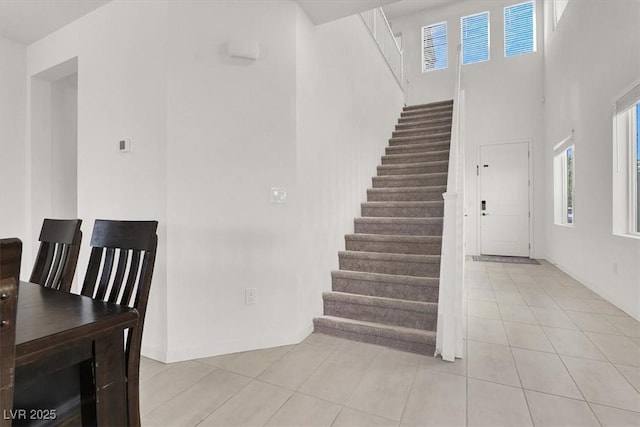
xmin=504 ymin=1 xmax=536 ymax=57
xmin=554 ymin=135 xmax=575 ymax=226
xmin=613 ymin=83 xmax=640 ymax=236
xmin=461 ymin=12 xmax=489 ymax=65
xmin=553 ymin=0 xmax=569 ymax=28
xmin=422 ymin=22 xmax=447 ymax=72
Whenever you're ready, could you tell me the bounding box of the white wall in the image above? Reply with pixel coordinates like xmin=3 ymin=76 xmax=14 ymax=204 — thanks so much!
xmin=390 ymin=0 xmax=546 ymax=258
xmin=21 ymin=0 xmax=403 ymax=362
xmin=165 ymin=0 xmax=299 ymax=361
xmin=0 ymin=37 xmax=29 ymax=274
xmin=295 ymin=10 xmax=405 ymax=337
xmin=26 ymin=0 xmax=170 ymax=358
xmin=543 ymin=0 xmax=640 ymax=319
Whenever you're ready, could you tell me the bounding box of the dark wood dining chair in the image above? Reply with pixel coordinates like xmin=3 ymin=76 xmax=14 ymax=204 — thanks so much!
xmin=30 ymin=219 xmax=82 ymax=293
xmin=80 ymin=220 xmax=158 ymax=427
xmin=1 ymin=238 xmax=22 ymax=426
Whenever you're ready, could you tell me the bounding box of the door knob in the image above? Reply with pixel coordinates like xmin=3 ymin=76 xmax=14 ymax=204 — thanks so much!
xmin=482 ymin=213 xmax=489 ymax=216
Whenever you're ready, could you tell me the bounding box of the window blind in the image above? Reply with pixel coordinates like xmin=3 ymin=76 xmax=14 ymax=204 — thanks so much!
xmin=462 ymin=12 xmax=489 ymax=65
xmin=422 ymin=22 xmax=448 ymax=71
xmin=614 ymin=84 xmax=640 ymax=113
xmin=505 ymin=1 xmax=535 ymax=57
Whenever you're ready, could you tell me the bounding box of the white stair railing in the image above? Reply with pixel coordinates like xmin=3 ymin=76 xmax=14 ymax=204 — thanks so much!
xmin=360 ymin=7 xmax=403 ymax=89
xmin=435 ymin=45 xmax=466 ymax=362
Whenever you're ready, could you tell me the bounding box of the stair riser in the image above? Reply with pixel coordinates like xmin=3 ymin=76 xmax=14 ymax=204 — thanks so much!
xmin=367 ymin=190 xmax=444 ymax=202
xmin=392 ymin=127 xmax=452 ymax=138
xmin=396 ymin=119 xmax=452 ymax=130
xmin=355 ymin=221 xmax=443 ymax=236
xmin=399 ymin=113 xmax=452 ymax=124
xmin=389 ymin=136 xmax=451 ymax=147
xmin=386 ymin=143 xmax=449 ymax=155
xmin=332 ymin=276 xmax=439 ymax=302
xmin=324 ymin=300 xmax=437 ymax=330
xmin=345 ymin=238 xmax=442 ymax=255
xmin=372 ymin=176 xmax=447 ymax=188
xmin=313 ymin=324 xmax=435 ymax=355
xmin=382 ymin=152 xmax=450 ymax=165
xmin=339 ymin=256 xmax=441 ymax=277
xmin=401 ymin=108 xmax=452 ymax=118
xmin=377 ymin=163 xmax=448 ymax=176
xmin=361 ymin=204 xmax=444 ymax=218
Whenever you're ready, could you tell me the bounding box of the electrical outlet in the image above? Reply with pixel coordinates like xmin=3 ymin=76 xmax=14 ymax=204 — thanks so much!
xmin=245 ymin=288 xmax=257 ymax=305
xmin=118 ymin=138 xmax=132 ymax=152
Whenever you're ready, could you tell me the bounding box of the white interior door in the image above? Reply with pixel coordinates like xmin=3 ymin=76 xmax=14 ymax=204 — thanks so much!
xmin=480 ymin=142 xmax=530 ymax=256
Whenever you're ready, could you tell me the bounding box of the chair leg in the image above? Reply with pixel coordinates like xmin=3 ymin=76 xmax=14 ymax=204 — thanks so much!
xmin=127 ymin=373 xmax=141 ymax=427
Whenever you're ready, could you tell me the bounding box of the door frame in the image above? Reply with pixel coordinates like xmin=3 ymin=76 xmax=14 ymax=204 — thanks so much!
xmin=476 ymin=139 xmax=534 ymax=258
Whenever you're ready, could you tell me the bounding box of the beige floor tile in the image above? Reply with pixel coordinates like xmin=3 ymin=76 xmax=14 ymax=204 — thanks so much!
xmin=511 ymin=348 xmax=582 ymax=399
xmin=220 ymin=345 xmax=291 ymax=378
xmin=346 ymin=353 xmax=417 ymax=421
xmin=522 ymin=292 xmax=561 ymax=310
xmin=543 ymin=327 xmax=607 ymax=360
xmin=140 ymin=361 xmax=216 ymax=415
xmin=605 ymin=315 xmax=640 ymax=338
xmin=591 ymin=403 xmax=640 ymax=427
xmin=303 ymin=333 xmax=347 ymax=349
xmin=565 ymin=311 xmax=624 ymax=335
xmin=585 ymin=332 xmax=640 ymax=367
xmin=401 ymin=369 xmax=466 ymax=427
xmin=338 ymin=339 xmax=385 ymax=355
xmin=332 ymin=408 xmax=398 ymax=427
xmin=616 ymin=364 xmax=640 ymax=391
xmin=467 ymin=379 xmax=532 ymax=427
xmin=140 ymin=356 xmax=173 ymax=382
xmin=467 ymin=317 xmax=508 ymax=345
xmin=491 ymin=281 xmax=519 ymax=292
xmin=199 ymin=380 xmax=292 ymax=426
xmin=142 ymin=369 xmax=251 ymax=426
xmin=468 ymin=300 xmax=502 ymax=320
xmin=525 ymin=390 xmax=599 ymax=426
xmin=551 ymin=296 xmax=597 ymax=313
xmin=498 ymin=303 xmax=538 ymax=324
xmin=494 ymin=290 xmax=527 ymax=306
xmin=586 ymin=299 xmax=628 ymax=316
xmin=562 ymin=356 xmax=640 ymax=412
xmin=504 ymin=322 xmax=555 ymax=352
xmin=265 ymin=392 xmax=341 ymax=427
xmin=258 ymin=343 xmax=333 ymax=390
xmin=467 ymin=341 xmax=520 ymax=387
xmin=531 ymin=307 xmax=578 ymax=329
xmin=467 ymin=288 xmax=496 ymax=302
xmin=299 ymin=346 xmax=376 ymax=404
xmin=198 ymin=352 xmax=240 ymax=368
xmin=419 ymin=350 xmax=467 ymax=377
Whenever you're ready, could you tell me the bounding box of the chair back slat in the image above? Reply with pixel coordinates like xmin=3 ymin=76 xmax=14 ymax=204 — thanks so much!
xmin=119 ymin=250 xmax=141 ymax=307
xmin=94 ymin=248 xmax=115 ymax=301
xmin=30 ymin=219 xmax=82 ymax=292
xmin=80 ymin=220 xmax=157 ymax=427
xmin=1 ymin=238 xmax=21 ymax=426
xmin=107 ymin=250 xmax=129 ymax=304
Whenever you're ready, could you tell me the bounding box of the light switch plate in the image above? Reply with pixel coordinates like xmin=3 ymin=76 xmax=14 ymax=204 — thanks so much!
xmin=270 ymin=187 xmax=287 ymax=203
xmin=119 ymin=138 xmax=132 ymax=153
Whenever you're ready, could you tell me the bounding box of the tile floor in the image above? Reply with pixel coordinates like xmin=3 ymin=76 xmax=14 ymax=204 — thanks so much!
xmin=140 ymin=259 xmax=640 ymax=426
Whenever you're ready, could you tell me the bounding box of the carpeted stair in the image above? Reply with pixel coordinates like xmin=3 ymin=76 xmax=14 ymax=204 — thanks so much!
xmin=313 ymin=99 xmax=453 ymax=355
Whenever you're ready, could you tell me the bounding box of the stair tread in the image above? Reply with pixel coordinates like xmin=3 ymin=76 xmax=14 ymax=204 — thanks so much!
xmin=345 ymin=233 xmax=442 ymax=242
xmin=339 ymin=250 xmax=441 ymax=263
xmin=390 ymin=132 xmax=451 ymax=141
xmin=404 ymin=100 xmax=453 ymax=110
xmin=374 ymin=172 xmax=447 ymax=180
xmin=383 ymin=150 xmax=449 ymax=158
xmin=355 ymin=216 xmax=443 ymax=222
xmin=332 ymin=270 xmax=439 ymax=286
xmin=361 ymin=200 xmax=443 ymax=207
xmin=323 ymin=291 xmax=438 ymax=312
xmin=378 ymin=160 xmax=448 ymax=169
xmin=314 ymin=316 xmax=437 ymax=341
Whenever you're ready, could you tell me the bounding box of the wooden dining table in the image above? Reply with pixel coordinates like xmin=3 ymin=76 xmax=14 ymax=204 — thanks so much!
xmin=11 ymin=281 xmax=138 ymax=425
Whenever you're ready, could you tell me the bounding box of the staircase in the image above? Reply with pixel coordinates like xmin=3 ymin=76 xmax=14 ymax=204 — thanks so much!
xmin=313 ymin=99 xmax=453 ymax=355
